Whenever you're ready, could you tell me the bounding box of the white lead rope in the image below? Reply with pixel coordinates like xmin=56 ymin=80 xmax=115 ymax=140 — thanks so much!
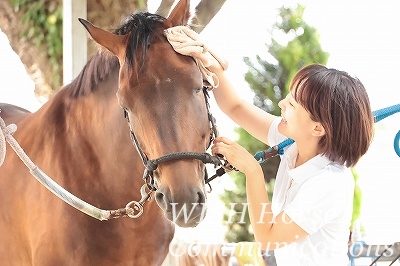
xmin=0 ymin=113 xmax=142 ymax=221
xmin=0 ymin=116 xmax=34 ymax=169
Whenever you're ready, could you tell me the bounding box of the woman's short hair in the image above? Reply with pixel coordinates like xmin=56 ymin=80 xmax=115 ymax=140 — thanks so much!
xmin=290 ymin=64 xmax=374 ymax=167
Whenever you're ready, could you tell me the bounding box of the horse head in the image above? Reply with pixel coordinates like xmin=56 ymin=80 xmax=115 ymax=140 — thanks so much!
xmin=80 ymin=0 xmax=213 ymax=227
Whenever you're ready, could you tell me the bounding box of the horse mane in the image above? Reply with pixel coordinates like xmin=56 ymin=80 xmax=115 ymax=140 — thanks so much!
xmin=66 ymin=53 xmax=119 ymax=97
xmin=66 ymin=12 xmax=165 ymax=98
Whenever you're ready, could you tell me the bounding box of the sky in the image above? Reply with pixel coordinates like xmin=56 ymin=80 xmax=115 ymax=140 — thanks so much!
xmin=1 ymin=0 xmax=400 ymax=245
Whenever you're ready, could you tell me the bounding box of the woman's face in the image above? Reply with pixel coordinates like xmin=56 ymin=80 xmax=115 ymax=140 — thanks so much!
xmin=277 ymin=91 xmax=319 ymax=143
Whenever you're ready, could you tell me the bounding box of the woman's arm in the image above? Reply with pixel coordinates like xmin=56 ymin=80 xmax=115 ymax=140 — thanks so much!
xmin=164 ymin=26 xmax=278 ymax=145
xmin=244 ymin=165 xmax=308 ymax=250
xmin=212 ymin=136 xmax=308 ymax=250
xmin=209 ymin=64 xmax=277 ymax=145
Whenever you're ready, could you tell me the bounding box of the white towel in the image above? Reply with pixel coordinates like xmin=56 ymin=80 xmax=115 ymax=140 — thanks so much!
xmin=164 ymin=26 xmax=228 ymax=89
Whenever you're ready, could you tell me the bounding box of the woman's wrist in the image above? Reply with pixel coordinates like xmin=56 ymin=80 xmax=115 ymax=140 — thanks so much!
xmin=243 ymin=162 xmax=263 ymax=179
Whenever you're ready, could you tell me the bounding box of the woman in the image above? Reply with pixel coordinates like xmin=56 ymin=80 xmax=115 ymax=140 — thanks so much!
xmin=165 ymin=28 xmax=374 ymax=265
xmin=212 ymin=63 xmax=374 ymax=265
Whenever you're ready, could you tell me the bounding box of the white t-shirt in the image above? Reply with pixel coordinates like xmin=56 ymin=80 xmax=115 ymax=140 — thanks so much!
xmin=267 ymin=118 xmax=354 ymax=266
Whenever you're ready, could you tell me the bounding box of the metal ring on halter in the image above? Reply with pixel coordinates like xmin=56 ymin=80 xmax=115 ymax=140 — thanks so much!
xmin=125 ymin=201 xmax=144 ymax=218
xmin=124 ymin=184 xmax=153 ymax=218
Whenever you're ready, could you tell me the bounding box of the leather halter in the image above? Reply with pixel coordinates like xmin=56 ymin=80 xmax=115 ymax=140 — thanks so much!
xmin=123 ymin=88 xmax=228 ymax=193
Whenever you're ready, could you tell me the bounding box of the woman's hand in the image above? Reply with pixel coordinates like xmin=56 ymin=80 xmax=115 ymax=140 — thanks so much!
xmin=211 ymin=136 xmax=262 ymax=176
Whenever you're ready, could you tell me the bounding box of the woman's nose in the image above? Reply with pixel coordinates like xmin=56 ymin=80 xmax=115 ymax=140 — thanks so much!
xmin=278 ymin=99 xmax=284 ymax=110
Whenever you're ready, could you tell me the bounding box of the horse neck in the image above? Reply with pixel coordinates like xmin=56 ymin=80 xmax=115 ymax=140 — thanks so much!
xmin=30 ymin=69 xmax=144 ymax=198
xmin=30 ymin=60 xmax=139 ymax=176
xmin=61 ymin=76 xmax=131 ymax=155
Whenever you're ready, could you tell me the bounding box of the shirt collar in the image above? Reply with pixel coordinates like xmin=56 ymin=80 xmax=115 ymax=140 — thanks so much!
xmin=283 ymin=143 xmax=332 ymax=183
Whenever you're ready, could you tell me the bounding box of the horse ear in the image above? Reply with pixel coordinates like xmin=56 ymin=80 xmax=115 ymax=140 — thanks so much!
xmin=79 ymin=18 xmax=126 ymax=58
xmin=166 ymin=0 xmax=190 ymax=26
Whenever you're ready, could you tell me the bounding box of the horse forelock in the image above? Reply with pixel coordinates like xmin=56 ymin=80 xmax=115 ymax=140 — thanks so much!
xmin=114 ymin=12 xmax=166 ymax=71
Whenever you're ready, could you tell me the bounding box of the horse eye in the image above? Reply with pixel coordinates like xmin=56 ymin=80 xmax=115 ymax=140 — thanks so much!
xmin=195 ymin=88 xmax=202 ymax=94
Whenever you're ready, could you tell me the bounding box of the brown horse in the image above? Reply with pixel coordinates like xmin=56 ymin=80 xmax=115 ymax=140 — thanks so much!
xmin=0 ymin=0 xmax=218 ymax=264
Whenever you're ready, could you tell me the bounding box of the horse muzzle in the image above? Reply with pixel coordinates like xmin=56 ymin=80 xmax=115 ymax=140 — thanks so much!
xmin=155 ymin=185 xmax=207 ymax=228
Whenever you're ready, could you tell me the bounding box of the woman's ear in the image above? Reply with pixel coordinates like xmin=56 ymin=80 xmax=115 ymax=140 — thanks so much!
xmin=312 ymin=123 xmax=326 ymax=137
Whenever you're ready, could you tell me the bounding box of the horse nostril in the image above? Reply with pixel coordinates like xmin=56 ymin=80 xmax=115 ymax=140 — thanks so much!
xmin=197 ymin=191 xmax=206 ymax=205
xmin=155 ymin=190 xmax=171 ymax=212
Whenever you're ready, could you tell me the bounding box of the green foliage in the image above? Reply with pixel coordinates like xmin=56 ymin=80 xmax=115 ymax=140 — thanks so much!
xmin=351 ymin=169 xmax=362 ymax=230
xmin=221 ymin=170 xmax=276 ymax=243
xmin=10 ymin=0 xmax=63 ymax=87
xmin=221 ymin=4 xmax=329 ymax=241
xmin=244 ymin=5 xmax=328 ymax=115
xmin=220 ymin=171 xmax=250 ymax=242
